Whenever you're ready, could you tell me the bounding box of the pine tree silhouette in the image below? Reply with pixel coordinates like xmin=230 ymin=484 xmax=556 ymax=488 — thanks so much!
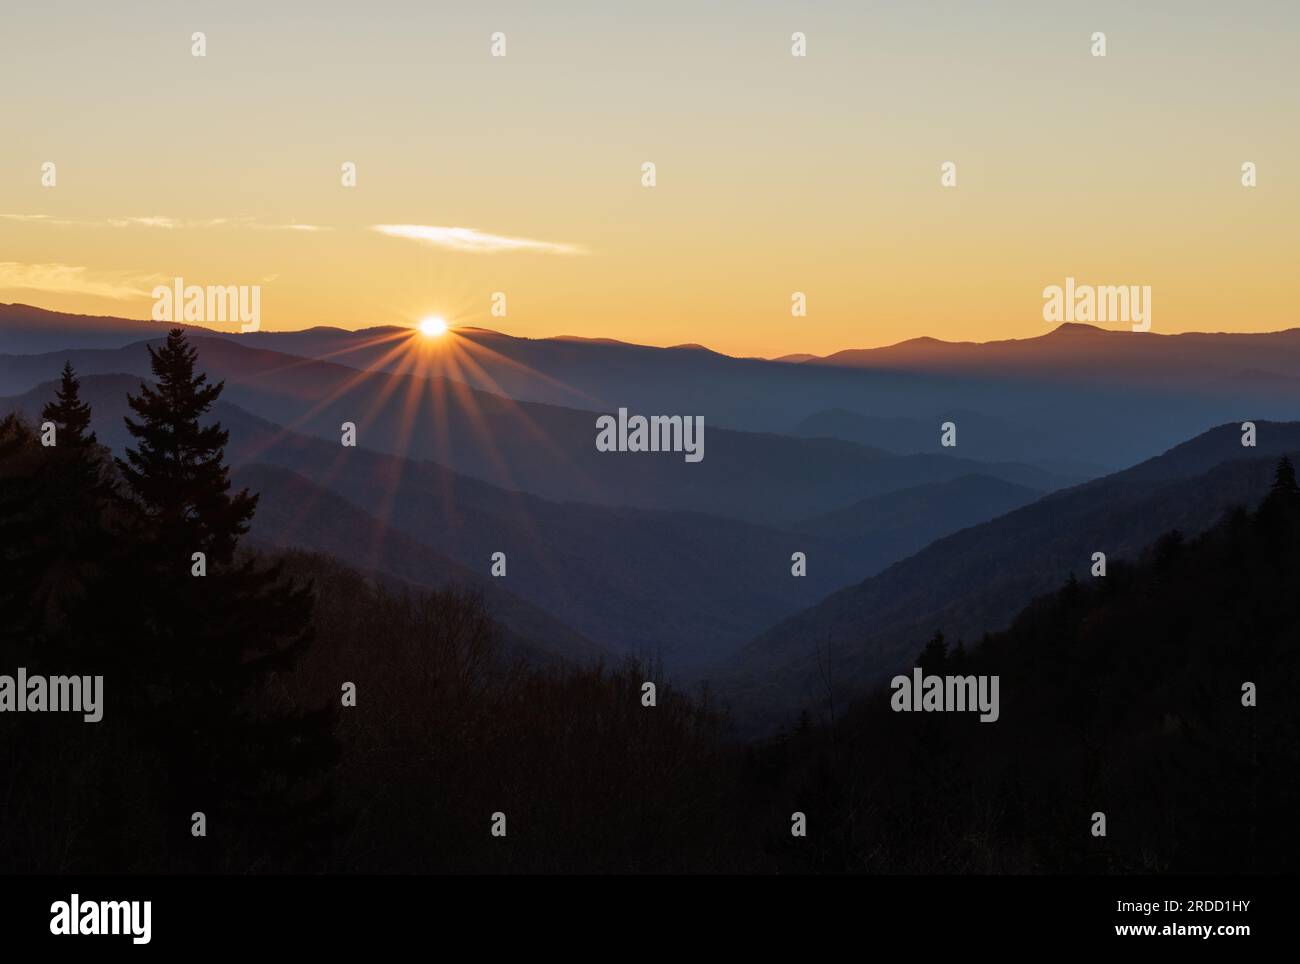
xmin=1 ymin=395 xmax=127 ymax=872
xmin=37 ymin=362 xmax=114 ymax=626
xmin=118 ymin=330 xmax=256 ymax=564
xmin=1 ymin=362 xmax=111 ymax=651
xmin=918 ymin=630 xmax=948 ymax=674
xmin=107 ymin=329 xmax=337 ymax=870
xmin=0 ymin=416 xmax=47 ymax=656
xmin=1271 ymin=454 xmax=1298 ymax=497
xmin=41 ymin=361 xmax=95 ymax=447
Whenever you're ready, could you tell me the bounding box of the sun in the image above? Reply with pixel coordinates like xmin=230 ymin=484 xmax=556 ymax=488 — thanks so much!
xmin=418 ymin=316 xmax=448 ymax=337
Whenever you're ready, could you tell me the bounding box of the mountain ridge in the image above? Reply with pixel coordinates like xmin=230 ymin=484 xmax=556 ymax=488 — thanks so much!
xmin=727 ymin=421 xmax=1300 ymax=729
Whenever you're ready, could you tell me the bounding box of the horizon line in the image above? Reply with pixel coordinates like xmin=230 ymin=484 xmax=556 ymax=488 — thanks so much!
xmin=3 ymin=301 xmax=1300 ymax=363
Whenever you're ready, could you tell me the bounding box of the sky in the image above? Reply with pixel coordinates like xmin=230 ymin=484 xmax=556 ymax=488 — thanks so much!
xmin=1 ymin=0 xmax=1297 ymax=358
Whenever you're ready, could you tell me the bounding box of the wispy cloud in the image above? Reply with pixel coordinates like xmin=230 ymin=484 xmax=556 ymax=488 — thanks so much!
xmin=3 ymin=213 xmax=187 ymax=229
xmin=0 ymin=262 xmax=161 ymax=300
xmin=105 ymin=216 xmax=181 ymax=228
xmin=372 ymin=224 xmax=585 ymax=255
xmin=256 ymin=222 xmax=330 ymax=232
xmin=1 ymin=213 xmax=314 ymax=231
xmin=0 ymin=214 xmax=85 ymax=227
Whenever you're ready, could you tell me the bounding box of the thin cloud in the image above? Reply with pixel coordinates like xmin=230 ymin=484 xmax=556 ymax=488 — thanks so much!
xmin=0 ymin=262 xmax=161 ymax=300
xmin=105 ymin=216 xmax=180 ymax=228
xmin=372 ymin=224 xmax=585 ymax=255
xmin=3 ymin=213 xmax=182 ymax=229
xmin=2 ymin=213 xmax=267 ymax=230
xmin=256 ymin=223 xmax=330 ymax=232
xmin=0 ymin=214 xmax=84 ymax=226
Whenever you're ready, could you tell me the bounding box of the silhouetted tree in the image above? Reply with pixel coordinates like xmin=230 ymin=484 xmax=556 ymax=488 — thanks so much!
xmin=37 ymin=363 xmax=114 ymax=625
xmin=41 ymin=362 xmax=94 ymax=447
xmin=107 ymin=329 xmax=337 ymax=870
xmin=0 ymin=398 xmax=128 ymax=873
xmin=117 ymin=330 xmax=255 ymax=565
xmin=918 ymin=630 xmax=948 ymax=673
xmin=0 ymin=416 xmax=46 ymax=654
xmin=1271 ymin=455 xmax=1298 ymax=497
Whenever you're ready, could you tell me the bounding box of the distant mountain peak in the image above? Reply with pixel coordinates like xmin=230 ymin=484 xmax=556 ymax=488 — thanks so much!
xmin=454 ymin=326 xmax=508 ymax=336
xmin=528 ymin=333 xmax=642 ymax=347
xmin=1047 ymin=322 xmax=1109 ymax=336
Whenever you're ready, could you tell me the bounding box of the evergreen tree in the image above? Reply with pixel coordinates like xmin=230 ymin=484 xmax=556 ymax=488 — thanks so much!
xmin=1 ymin=362 xmax=111 ymax=648
xmin=108 ymin=329 xmax=337 ymax=870
xmin=0 ymin=415 xmax=47 ymax=656
xmin=37 ymin=363 xmax=113 ymax=625
xmin=41 ymin=361 xmax=95 ymax=447
xmin=1271 ymin=454 xmax=1298 ymax=497
xmin=0 ymin=400 xmax=121 ymax=872
xmin=118 ymin=330 xmax=255 ymax=564
xmin=918 ymin=630 xmax=948 ymax=674
xmin=1258 ymin=456 xmax=1300 ymax=537
xmin=0 ymin=416 xmax=57 ymax=872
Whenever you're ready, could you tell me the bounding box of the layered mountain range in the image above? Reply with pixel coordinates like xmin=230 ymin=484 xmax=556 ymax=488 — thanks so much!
xmin=4 ymin=302 xmax=1292 ymax=731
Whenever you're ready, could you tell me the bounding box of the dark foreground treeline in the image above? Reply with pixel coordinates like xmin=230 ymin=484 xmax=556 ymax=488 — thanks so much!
xmin=1 ymin=329 xmax=1297 ymax=873
xmin=765 ymin=477 xmax=1300 ymax=873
